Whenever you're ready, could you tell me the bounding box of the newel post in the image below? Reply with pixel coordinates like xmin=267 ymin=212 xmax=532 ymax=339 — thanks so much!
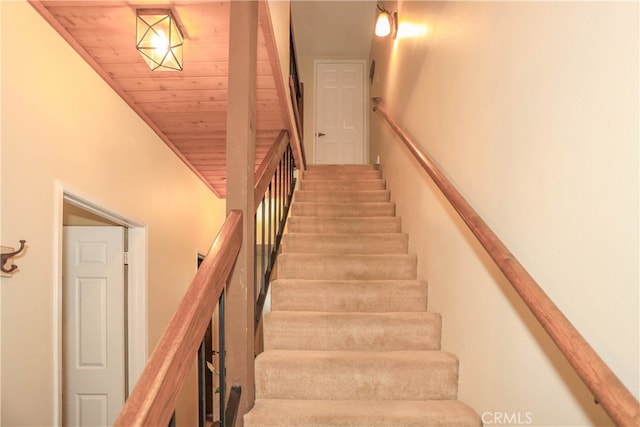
xmin=225 ymin=0 xmax=258 ymax=424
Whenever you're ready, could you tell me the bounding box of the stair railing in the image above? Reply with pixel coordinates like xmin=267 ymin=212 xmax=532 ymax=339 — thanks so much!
xmin=114 ymin=210 xmax=243 ymax=427
xmin=372 ymin=97 xmax=640 ymax=427
xmin=259 ymin=0 xmax=306 ymax=171
xmin=253 ymin=129 xmax=297 ymax=331
xmin=112 ymin=128 xmax=297 ymax=426
xmin=289 ymin=20 xmax=306 ymax=164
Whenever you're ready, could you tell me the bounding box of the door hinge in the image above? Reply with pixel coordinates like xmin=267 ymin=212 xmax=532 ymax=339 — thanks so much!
xmin=124 ymin=251 xmax=129 ymax=266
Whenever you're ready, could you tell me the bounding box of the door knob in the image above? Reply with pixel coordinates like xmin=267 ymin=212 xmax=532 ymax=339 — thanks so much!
xmin=317 ymin=132 xmax=326 ymax=137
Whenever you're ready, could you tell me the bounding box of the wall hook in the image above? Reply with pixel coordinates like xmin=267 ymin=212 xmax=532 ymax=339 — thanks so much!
xmin=2 ymin=240 xmax=26 ymax=274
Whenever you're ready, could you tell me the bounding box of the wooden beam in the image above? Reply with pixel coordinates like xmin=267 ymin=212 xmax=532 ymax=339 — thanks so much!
xmin=225 ymin=0 xmax=258 ymax=422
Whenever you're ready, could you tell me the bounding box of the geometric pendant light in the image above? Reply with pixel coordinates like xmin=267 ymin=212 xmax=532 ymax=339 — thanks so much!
xmin=136 ymin=9 xmax=184 ymax=71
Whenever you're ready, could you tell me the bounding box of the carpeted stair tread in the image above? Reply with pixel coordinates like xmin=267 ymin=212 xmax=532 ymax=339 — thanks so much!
xmin=270 ymin=279 xmax=428 ymax=312
xmin=291 ymin=201 xmax=395 ymax=217
xmin=294 ymin=189 xmax=390 ymax=203
xmin=255 ymin=350 xmax=459 ymax=401
xmin=287 ymin=216 xmax=402 ymax=234
xmin=263 ymin=311 xmax=442 ymax=351
xmin=281 ymin=233 xmax=409 ymax=254
xmin=302 ymin=169 xmax=382 ymax=180
xmin=244 ymin=399 xmax=482 ymax=426
xmin=306 ymin=164 xmax=378 ymax=171
xmin=300 ymin=179 xmax=386 ymax=191
xmin=278 ymin=253 xmax=417 ymax=280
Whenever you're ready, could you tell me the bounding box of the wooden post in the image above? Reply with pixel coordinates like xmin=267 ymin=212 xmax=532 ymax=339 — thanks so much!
xmin=225 ymin=0 xmax=257 ymax=424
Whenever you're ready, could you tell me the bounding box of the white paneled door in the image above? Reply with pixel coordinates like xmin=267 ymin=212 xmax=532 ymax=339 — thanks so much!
xmin=63 ymin=226 xmax=125 ymax=427
xmin=315 ymin=62 xmax=365 ymax=164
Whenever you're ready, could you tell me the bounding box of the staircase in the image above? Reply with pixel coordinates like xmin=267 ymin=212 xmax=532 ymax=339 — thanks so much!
xmin=244 ymin=164 xmax=481 ymax=426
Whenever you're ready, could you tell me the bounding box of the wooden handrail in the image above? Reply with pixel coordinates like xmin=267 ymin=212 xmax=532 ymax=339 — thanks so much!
xmin=254 ymin=129 xmax=290 ymax=208
xmin=289 ymin=75 xmax=305 ymax=153
xmin=114 ymin=210 xmax=243 ymax=427
xmin=115 ymin=124 xmax=289 ymax=424
xmin=258 ymin=0 xmax=306 ymax=170
xmin=372 ymin=98 xmax=640 ymax=427
xmin=253 ymin=129 xmax=296 ymax=333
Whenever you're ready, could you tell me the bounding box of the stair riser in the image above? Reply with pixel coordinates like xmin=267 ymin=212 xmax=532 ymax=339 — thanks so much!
xmin=291 ymin=202 xmax=395 ymax=217
xmin=294 ymin=190 xmax=390 ymax=203
xmin=264 ymin=312 xmax=442 ymax=351
xmin=306 ymin=164 xmax=377 ymax=172
xmin=302 ymin=170 xmax=382 ymax=180
xmin=281 ymin=234 xmax=408 ymax=254
xmin=245 ymin=400 xmax=482 ymax=427
xmin=255 ymin=351 xmax=459 ymax=401
xmin=287 ymin=217 xmax=402 ymax=234
xmin=300 ymin=180 xmax=386 ymax=191
xmin=278 ymin=254 xmax=417 ymax=281
xmin=270 ymin=280 xmax=428 ymax=312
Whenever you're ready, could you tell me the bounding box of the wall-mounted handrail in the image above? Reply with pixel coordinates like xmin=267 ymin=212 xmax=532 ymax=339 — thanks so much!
xmin=372 ymin=97 xmax=640 ymax=427
xmin=114 ymin=210 xmax=243 ymax=427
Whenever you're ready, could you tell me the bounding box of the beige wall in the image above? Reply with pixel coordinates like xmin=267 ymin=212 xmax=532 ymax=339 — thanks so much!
xmin=370 ymin=1 xmax=638 ymax=426
xmin=267 ymin=0 xmax=308 ymax=171
xmin=1 ymin=2 xmax=225 ymax=425
xmin=268 ymin=0 xmax=290 ymax=89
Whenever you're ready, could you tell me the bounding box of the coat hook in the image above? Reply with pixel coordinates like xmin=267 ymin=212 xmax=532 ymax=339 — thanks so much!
xmin=1 ymin=240 xmax=27 ymax=274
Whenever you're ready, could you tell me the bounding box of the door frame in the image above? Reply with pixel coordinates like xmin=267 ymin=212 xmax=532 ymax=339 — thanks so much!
xmin=312 ymin=59 xmax=369 ymax=164
xmin=54 ymin=182 xmax=148 ymax=425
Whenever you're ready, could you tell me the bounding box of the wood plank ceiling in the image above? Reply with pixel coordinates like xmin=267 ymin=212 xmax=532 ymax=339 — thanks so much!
xmin=30 ymin=1 xmax=287 ymax=198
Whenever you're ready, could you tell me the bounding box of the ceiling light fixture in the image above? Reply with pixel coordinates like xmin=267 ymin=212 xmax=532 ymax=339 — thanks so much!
xmin=136 ymin=9 xmax=184 ymax=71
xmin=375 ymin=3 xmax=398 ymax=38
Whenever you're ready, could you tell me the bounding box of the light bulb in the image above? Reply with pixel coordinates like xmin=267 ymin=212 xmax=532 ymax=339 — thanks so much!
xmin=151 ymin=29 xmax=169 ymax=56
xmin=375 ymin=12 xmax=392 ymax=37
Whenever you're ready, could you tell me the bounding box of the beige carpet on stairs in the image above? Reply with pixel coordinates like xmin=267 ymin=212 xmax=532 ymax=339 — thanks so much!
xmin=244 ymin=164 xmax=481 ymax=427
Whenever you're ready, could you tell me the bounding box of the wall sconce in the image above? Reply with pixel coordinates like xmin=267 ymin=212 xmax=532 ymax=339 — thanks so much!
xmin=136 ymin=9 xmax=184 ymax=71
xmin=375 ymin=3 xmax=398 ymax=38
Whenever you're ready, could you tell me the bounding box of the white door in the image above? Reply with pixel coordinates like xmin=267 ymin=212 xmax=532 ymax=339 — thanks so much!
xmin=314 ymin=62 xmax=365 ymax=164
xmin=63 ymin=226 xmax=126 ymax=427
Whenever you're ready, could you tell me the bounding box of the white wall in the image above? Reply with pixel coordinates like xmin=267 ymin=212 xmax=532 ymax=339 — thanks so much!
xmin=1 ymin=2 xmax=226 ymax=425
xmin=370 ymin=1 xmax=638 ymax=426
